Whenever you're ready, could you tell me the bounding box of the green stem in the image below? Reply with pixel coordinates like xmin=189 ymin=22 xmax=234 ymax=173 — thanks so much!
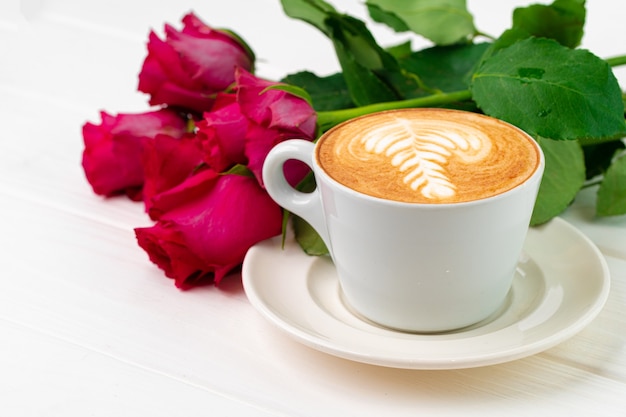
xmin=605 ymin=54 xmax=626 ymax=67
xmin=316 ymin=89 xmax=472 ymax=131
xmin=582 ymin=178 xmax=603 ymax=189
xmin=473 ymin=30 xmax=496 ymax=41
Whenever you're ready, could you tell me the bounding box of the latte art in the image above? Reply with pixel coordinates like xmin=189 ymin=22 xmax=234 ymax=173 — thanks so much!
xmin=316 ymin=109 xmax=540 ymax=204
xmin=356 ymin=118 xmax=493 ymax=200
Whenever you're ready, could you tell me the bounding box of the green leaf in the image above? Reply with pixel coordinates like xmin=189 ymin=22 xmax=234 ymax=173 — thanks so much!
xmin=290 ymin=173 xmax=329 ymax=255
xmin=279 ymin=0 xmax=337 ymax=36
xmin=222 ymin=164 xmax=254 ymax=177
xmin=366 ymin=0 xmax=476 ymax=45
xmin=471 ymin=37 xmax=626 ymax=141
xmin=583 ymin=141 xmax=626 ymax=180
xmin=334 ymin=55 xmax=399 ymax=106
xmin=511 ymin=0 xmax=586 ymax=48
xmin=531 ymin=137 xmax=586 ymax=225
xmin=366 ymin=2 xmax=409 ymax=32
xmin=385 ymin=41 xmax=413 ymax=60
xmin=282 ymin=0 xmax=416 ymax=106
xmin=400 ymin=42 xmax=490 ymax=92
xmin=324 ymin=15 xmax=394 ymax=71
xmin=597 ymin=153 xmax=626 ymax=216
xmin=218 ymin=28 xmax=257 ymax=70
xmin=293 ymin=215 xmax=329 ymax=255
xmin=325 ymin=15 xmax=408 ymax=105
xmin=281 ymin=71 xmax=354 ymax=111
xmin=480 ymin=28 xmax=531 ymax=63
xmin=477 ymin=0 xmax=586 ymax=66
xmin=262 ymin=83 xmax=314 ymax=107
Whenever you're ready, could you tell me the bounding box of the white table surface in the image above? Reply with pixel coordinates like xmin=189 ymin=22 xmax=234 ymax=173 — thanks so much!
xmin=1 ymin=1 xmax=625 ymax=416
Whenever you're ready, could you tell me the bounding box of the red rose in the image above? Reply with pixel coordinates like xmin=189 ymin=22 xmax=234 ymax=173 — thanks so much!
xmin=85 ymin=12 xmax=321 ymax=289
xmin=195 ymin=68 xmax=316 ymax=186
xmin=81 ymin=109 xmax=187 ymax=200
xmin=244 ymin=123 xmax=312 ymax=188
xmin=236 ymin=68 xmax=317 ymax=136
xmin=134 ymin=171 xmax=283 ymax=289
xmin=138 ymin=12 xmax=254 ymax=113
xmin=142 ymin=133 xmax=204 ymax=219
xmin=195 ymin=93 xmax=249 ymax=172
xmin=237 ymin=68 xmax=317 ymax=185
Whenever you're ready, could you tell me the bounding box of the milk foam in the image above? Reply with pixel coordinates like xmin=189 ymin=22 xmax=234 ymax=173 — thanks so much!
xmin=354 ymin=118 xmax=493 ymax=200
xmin=317 ymin=109 xmax=539 ymax=204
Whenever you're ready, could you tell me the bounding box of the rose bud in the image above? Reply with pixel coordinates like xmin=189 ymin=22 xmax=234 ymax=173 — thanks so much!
xmin=138 ymin=12 xmax=255 ymax=113
xmin=195 ymin=68 xmax=316 ymax=187
xmin=236 ymin=68 xmax=317 ymax=186
xmin=195 ymin=92 xmax=249 ymax=173
xmin=81 ymin=109 xmax=187 ymax=200
xmin=141 ymin=133 xmax=204 ymax=219
xmin=135 ymin=170 xmax=283 ymax=288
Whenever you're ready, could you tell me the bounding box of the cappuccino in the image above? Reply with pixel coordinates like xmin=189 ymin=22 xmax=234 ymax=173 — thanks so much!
xmin=262 ymin=108 xmax=544 ymax=331
xmin=316 ymin=108 xmax=540 ymax=204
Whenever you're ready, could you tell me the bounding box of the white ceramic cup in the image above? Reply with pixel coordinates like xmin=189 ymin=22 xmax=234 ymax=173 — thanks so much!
xmin=262 ymin=112 xmax=544 ymax=333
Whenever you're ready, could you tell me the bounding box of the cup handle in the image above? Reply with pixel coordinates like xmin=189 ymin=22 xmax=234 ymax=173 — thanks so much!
xmin=262 ymin=139 xmax=330 ymax=247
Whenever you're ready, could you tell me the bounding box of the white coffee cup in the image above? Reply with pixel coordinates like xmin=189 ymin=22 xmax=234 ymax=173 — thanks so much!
xmin=262 ymin=109 xmax=544 ymax=333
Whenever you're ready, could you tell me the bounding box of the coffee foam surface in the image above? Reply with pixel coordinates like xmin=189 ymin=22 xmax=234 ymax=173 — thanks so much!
xmin=316 ymin=109 xmax=540 ymax=204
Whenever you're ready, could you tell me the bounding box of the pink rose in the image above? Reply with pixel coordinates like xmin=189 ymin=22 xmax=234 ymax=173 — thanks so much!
xmin=195 ymin=68 xmax=316 ymax=186
xmin=237 ymin=68 xmax=317 ymax=185
xmin=137 ymin=12 xmax=254 ymax=113
xmin=142 ymin=133 xmax=204 ymax=219
xmin=236 ymin=69 xmax=317 ymax=136
xmin=84 ymin=12 xmax=321 ymax=289
xmin=135 ymin=70 xmax=318 ymax=287
xmin=134 ymin=171 xmax=283 ymax=288
xmin=244 ymin=123 xmax=312 ymax=188
xmin=195 ymin=93 xmax=249 ymax=172
xmin=82 ymin=109 xmax=187 ymax=200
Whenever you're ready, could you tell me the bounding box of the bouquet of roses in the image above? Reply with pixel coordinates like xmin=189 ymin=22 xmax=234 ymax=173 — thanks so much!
xmin=82 ymin=0 xmax=626 ymax=289
xmin=82 ymin=13 xmax=316 ymax=288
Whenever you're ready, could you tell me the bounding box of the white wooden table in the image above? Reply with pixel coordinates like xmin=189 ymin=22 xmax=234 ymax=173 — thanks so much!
xmin=1 ymin=1 xmax=625 ymax=415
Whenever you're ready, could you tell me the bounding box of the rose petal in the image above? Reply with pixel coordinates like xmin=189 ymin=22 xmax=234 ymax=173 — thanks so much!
xmin=135 ymin=173 xmax=283 ymax=288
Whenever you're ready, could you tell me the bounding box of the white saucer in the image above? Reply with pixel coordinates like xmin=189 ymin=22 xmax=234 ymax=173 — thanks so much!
xmin=242 ymin=218 xmax=610 ymax=370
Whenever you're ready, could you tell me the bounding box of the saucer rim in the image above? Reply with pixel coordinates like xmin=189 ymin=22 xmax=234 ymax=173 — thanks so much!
xmin=242 ymin=217 xmax=610 ymax=370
